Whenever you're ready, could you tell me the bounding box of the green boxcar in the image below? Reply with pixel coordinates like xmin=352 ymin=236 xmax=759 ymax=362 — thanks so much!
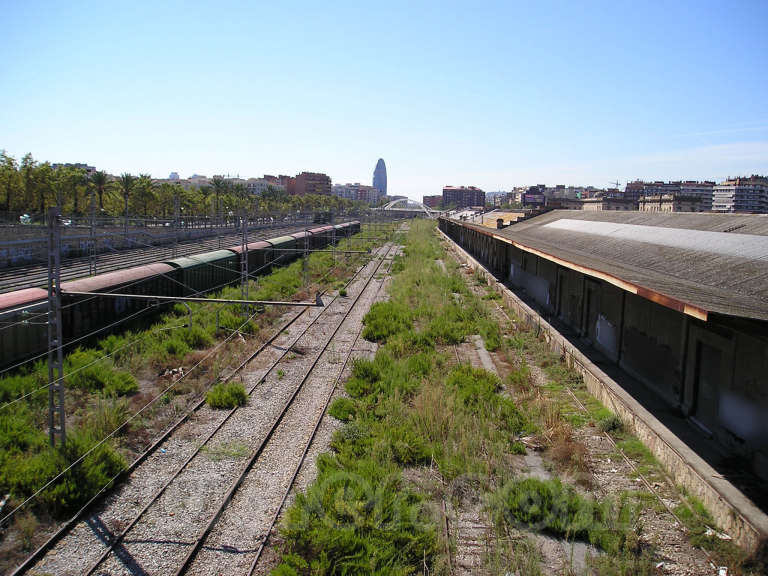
xmin=267 ymin=236 xmax=297 ymax=267
xmin=309 ymin=225 xmax=334 ymax=249
xmin=290 ymin=230 xmax=312 ymax=253
xmin=165 ymin=249 xmax=239 ymax=295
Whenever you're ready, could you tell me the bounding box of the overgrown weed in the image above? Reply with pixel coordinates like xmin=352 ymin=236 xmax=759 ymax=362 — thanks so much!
xmin=205 ymin=381 xmax=247 ymax=409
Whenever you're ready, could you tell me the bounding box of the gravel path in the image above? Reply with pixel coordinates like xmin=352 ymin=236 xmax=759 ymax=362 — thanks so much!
xmin=25 ymin=244 xmax=392 ymax=576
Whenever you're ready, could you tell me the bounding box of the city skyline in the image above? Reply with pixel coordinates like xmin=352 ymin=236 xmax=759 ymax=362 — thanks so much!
xmin=1 ymin=1 xmax=767 ymax=200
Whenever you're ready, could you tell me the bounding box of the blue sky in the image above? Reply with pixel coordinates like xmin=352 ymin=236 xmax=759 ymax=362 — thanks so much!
xmin=1 ymin=1 xmax=767 ymax=199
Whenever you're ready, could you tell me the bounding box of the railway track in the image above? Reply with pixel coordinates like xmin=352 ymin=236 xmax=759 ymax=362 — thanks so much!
xmin=19 ymin=238 xmax=397 ymax=576
xmin=0 ymin=222 xmax=314 ymax=293
xmin=214 ymin=242 xmax=397 ymax=576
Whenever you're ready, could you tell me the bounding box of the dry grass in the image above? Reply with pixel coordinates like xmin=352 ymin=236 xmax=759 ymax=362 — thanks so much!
xmin=547 ymin=422 xmax=592 ymax=488
xmin=14 ymin=511 xmax=39 ymax=551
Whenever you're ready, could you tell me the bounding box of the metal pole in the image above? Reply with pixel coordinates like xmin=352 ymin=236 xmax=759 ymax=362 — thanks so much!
xmin=89 ymin=177 xmax=96 ymax=276
xmin=302 ymin=227 xmax=309 ymax=287
xmin=173 ymin=192 xmax=180 ymax=258
xmin=47 ymin=207 xmax=65 ymax=448
xmin=241 ymin=212 xmax=249 ymax=318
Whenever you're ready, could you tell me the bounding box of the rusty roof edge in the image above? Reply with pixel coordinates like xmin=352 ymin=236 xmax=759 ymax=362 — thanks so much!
xmin=479 ymin=225 xmax=711 ymax=322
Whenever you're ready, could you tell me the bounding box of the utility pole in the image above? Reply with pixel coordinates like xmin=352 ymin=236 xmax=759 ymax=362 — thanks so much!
xmin=88 ymin=173 xmax=96 ymax=276
xmin=173 ymin=191 xmax=180 ymax=258
xmin=241 ymin=211 xmax=249 ymax=318
xmin=47 ymin=207 xmax=65 ymax=447
xmin=302 ymin=226 xmax=309 ymax=288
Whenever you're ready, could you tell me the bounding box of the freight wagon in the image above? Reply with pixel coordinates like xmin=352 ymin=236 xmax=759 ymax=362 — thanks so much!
xmin=0 ymin=221 xmax=360 ymax=370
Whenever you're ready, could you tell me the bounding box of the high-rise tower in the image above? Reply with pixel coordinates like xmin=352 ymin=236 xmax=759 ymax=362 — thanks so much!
xmin=373 ymin=158 xmax=387 ymax=196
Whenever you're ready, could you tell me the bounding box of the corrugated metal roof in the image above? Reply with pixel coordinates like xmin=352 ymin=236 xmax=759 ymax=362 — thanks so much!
xmin=477 ymin=210 xmax=768 ymax=322
xmin=62 ymin=263 xmax=176 ymax=292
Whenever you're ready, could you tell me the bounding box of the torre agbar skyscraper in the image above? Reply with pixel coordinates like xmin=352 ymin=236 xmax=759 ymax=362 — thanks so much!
xmin=373 ymin=158 xmax=387 ymax=195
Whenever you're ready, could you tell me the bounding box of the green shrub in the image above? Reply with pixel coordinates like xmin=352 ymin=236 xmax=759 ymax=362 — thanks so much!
xmin=181 ymin=324 xmax=214 ymax=348
xmin=65 ymin=348 xmax=138 ymax=396
xmin=86 ymin=396 xmax=131 ymax=437
xmin=506 ymin=362 xmax=532 ymax=391
xmin=1 ymin=428 xmax=126 ymax=519
xmin=0 ymin=405 xmax=47 ymax=455
xmin=510 ymin=441 xmax=527 ymax=454
xmin=206 ymin=381 xmax=248 ymax=409
xmin=447 ymin=364 xmax=501 ymax=409
xmin=328 ymin=397 xmax=356 ymax=422
xmin=478 ymin=317 xmax=502 ymax=351
xmin=673 ymin=497 xmax=750 ymax=567
xmin=46 ymin=429 xmax=126 ymax=517
xmin=492 ymin=478 xmax=638 ymax=554
xmin=598 ymin=414 xmax=624 ymax=433
xmin=425 ymin=313 xmax=466 ymax=344
xmin=279 ymin=453 xmax=437 ymax=574
xmin=98 ymin=332 xmax=135 ymax=365
xmin=159 ymin=335 xmax=191 ymax=360
xmin=330 ymin=420 xmax=372 ymax=457
xmin=362 ymin=301 xmax=411 ymax=342
xmin=385 ymin=422 xmax=431 ymax=465
xmin=0 ymin=369 xmax=46 ymax=405
xmin=104 ymin=371 xmax=139 ymax=396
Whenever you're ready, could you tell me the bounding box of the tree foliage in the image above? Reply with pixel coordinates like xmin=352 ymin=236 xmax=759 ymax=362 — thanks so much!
xmin=0 ymin=150 xmax=368 ymax=221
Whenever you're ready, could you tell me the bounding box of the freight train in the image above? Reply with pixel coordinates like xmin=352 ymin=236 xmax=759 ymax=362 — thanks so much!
xmin=0 ymin=221 xmax=361 ymax=370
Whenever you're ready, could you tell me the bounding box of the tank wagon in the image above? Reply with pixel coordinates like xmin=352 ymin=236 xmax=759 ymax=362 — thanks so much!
xmin=0 ymin=221 xmax=360 ymax=370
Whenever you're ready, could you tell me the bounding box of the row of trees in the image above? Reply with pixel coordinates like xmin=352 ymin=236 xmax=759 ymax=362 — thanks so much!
xmin=0 ymin=151 xmax=365 ymax=223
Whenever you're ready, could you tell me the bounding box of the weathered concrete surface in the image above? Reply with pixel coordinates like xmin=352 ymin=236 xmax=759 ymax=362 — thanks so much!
xmin=438 ymin=227 xmax=768 ymax=554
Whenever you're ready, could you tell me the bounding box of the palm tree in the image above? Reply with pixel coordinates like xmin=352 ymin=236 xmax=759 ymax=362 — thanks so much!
xmin=118 ymin=173 xmax=135 ymax=232
xmin=91 ymin=171 xmax=111 ymax=211
xmin=211 ymin=176 xmax=228 ymax=224
xmin=198 ymin=185 xmax=212 ymax=224
xmin=136 ymin=173 xmax=155 ymax=217
xmin=0 ymin=152 xmax=20 ymax=213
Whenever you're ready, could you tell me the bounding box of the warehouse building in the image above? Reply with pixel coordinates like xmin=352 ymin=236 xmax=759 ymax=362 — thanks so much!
xmin=440 ymin=211 xmax=768 ymax=483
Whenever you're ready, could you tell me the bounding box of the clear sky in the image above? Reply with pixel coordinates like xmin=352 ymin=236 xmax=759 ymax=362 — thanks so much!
xmin=1 ymin=1 xmax=767 ymax=199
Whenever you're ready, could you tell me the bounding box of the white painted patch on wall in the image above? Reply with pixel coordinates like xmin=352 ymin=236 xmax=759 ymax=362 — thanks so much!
xmin=595 ymin=314 xmax=618 ymax=357
xmin=719 ymin=391 xmax=767 ymax=443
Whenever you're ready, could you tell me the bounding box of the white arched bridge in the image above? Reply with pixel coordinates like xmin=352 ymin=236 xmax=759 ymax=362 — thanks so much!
xmin=379 ymin=198 xmax=437 ymax=218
